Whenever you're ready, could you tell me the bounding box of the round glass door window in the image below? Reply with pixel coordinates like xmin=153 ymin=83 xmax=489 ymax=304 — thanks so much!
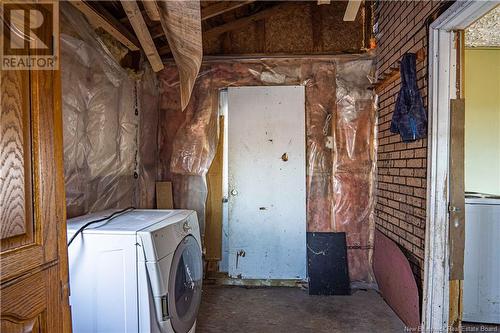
xmin=168 ymin=235 xmax=202 ymax=333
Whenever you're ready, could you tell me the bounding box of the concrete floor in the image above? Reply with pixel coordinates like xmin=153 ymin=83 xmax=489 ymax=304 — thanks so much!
xmin=197 ymin=285 xmax=405 ymax=333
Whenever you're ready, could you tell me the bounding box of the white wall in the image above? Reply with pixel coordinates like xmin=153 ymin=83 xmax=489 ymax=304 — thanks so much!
xmin=465 ymin=49 xmax=500 ymax=196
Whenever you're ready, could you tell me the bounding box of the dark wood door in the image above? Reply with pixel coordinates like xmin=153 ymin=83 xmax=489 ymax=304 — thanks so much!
xmin=0 ymin=67 xmax=71 ymax=332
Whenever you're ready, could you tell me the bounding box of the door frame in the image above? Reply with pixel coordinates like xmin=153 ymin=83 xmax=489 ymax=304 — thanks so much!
xmin=423 ymin=1 xmax=498 ymax=330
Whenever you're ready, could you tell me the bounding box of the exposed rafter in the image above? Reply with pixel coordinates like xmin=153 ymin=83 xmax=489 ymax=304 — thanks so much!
xmin=69 ymin=0 xmax=140 ymax=51
xmin=121 ymin=0 xmax=163 ymax=71
xmin=204 ymin=4 xmax=288 ymax=39
xmin=343 ymin=0 xmax=362 ymax=21
xmin=142 ymin=0 xmax=161 ymax=21
xmin=201 ymin=1 xmax=256 ymax=20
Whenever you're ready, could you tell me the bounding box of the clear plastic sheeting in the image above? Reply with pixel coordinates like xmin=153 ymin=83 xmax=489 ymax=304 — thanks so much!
xmin=136 ymin=66 xmax=160 ymax=208
xmin=61 ymin=3 xmax=158 ymax=217
xmin=158 ymin=57 xmax=377 ymax=284
xmin=334 ymin=59 xmax=377 ymax=285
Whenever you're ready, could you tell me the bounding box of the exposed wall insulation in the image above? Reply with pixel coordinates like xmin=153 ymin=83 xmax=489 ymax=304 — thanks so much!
xmin=137 ymin=68 xmax=160 ymax=208
xmin=157 ymin=57 xmax=377 ymax=284
xmin=158 ymin=0 xmax=203 ymax=110
xmin=61 ymin=4 xmax=159 ymax=217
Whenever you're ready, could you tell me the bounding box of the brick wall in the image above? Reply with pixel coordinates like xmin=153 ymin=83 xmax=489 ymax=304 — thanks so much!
xmin=374 ymin=0 xmax=450 ymax=285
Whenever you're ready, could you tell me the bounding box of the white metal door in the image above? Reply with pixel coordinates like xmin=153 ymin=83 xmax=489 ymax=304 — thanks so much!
xmin=227 ymin=86 xmax=306 ymax=279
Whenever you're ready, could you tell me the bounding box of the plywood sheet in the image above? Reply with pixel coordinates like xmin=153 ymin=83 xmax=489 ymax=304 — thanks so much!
xmin=205 ymin=116 xmax=224 ymax=261
xmin=156 ymin=181 xmax=173 ymax=209
xmin=373 ymin=230 xmax=420 ymax=328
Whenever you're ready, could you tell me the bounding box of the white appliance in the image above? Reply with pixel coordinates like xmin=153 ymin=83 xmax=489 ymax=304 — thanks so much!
xmin=67 ymin=209 xmax=203 ymax=333
xmin=463 ymin=195 xmax=500 ymax=324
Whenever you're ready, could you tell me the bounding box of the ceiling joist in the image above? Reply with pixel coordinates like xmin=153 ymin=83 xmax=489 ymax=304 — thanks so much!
xmin=121 ymin=0 xmax=163 ymax=72
xmin=69 ymin=0 xmax=140 ymax=51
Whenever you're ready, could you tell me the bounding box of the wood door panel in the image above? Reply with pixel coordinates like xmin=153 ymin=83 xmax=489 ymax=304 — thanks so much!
xmin=31 ymin=69 xmax=59 ymax=263
xmin=1 ymin=68 xmax=60 ymax=281
xmin=0 ymin=266 xmax=60 ymax=333
xmin=0 ymin=246 xmax=45 ymax=282
xmin=0 ymin=69 xmax=34 ymax=249
xmin=2 ymin=315 xmax=43 ymax=333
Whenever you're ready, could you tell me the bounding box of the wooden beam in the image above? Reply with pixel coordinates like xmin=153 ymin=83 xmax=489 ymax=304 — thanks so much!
xmin=343 ymin=0 xmax=362 ymax=21
xmin=142 ymin=0 xmax=161 ymax=21
xmin=201 ymin=1 xmax=256 ymax=20
xmin=121 ymin=0 xmax=163 ymax=72
xmin=204 ymin=4 xmax=288 ymax=39
xmin=69 ymin=0 xmax=140 ymax=51
xmin=449 ymin=280 xmax=463 ymax=329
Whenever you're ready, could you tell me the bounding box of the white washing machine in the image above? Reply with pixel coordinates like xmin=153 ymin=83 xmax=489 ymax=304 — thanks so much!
xmin=67 ymin=209 xmax=203 ymax=333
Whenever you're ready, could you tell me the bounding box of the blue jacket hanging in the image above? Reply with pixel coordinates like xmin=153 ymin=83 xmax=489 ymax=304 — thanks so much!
xmin=390 ymin=53 xmax=427 ymax=142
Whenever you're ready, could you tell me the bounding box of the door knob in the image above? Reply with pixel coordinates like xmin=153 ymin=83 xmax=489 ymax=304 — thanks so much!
xmin=448 ymin=205 xmax=462 ymax=213
xmin=230 ymin=189 xmax=238 ymax=196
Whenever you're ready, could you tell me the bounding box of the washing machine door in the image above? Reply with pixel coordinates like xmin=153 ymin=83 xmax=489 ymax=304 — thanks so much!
xmin=168 ymin=235 xmax=203 ymax=333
